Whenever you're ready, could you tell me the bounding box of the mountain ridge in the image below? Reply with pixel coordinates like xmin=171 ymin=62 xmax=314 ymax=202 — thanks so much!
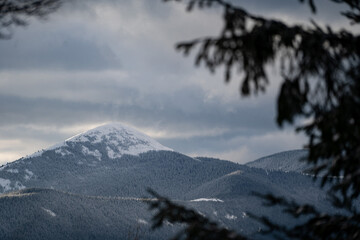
xmin=0 ymin=123 xmax=335 ymax=240
xmin=28 ymin=122 xmax=172 ymax=159
xmin=246 ymin=149 xmax=310 ymax=173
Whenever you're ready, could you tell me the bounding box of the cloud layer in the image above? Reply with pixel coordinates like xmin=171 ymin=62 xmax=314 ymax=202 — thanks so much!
xmin=0 ymin=0 xmax=348 ymax=164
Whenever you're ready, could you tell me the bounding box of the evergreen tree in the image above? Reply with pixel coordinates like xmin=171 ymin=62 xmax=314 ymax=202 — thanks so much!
xmin=0 ymin=0 xmax=61 ymax=39
xmin=149 ymin=0 xmax=360 ymax=239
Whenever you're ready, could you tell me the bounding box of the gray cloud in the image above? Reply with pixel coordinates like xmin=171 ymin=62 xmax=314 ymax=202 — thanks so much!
xmin=2 ymin=0 xmax=347 ymax=164
xmin=0 ymin=28 xmax=121 ymax=70
xmin=0 ymin=84 xmax=276 ymax=131
xmin=0 ymin=82 xmax=280 ymax=164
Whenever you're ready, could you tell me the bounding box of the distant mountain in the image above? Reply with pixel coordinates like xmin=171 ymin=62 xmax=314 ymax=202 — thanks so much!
xmin=0 ymin=188 xmax=172 ymax=240
xmin=0 ymin=168 xmax=334 ymax=240
xmin=0 ymin=123 xmax=174 ymax=194
xmin=29 ymin=122 xmax=173 ymax=159
xmin=246 ymin=149 xmax=310 ymax=173
xmin=0 ymin=123 xmax=335 ymax=239
xmin=0 ymin=123 xmax=242 ymax=197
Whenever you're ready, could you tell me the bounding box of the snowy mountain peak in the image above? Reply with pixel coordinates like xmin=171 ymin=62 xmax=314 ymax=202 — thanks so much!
xmin=29 ymin=123 xmax=172 ymax=159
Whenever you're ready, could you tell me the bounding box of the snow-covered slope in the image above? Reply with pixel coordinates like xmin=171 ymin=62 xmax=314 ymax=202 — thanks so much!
xmin=0 ymin=123 xmax=177 ymax=194
xmin=30 ymin=122 xmax=172 ymax=159
xmin=246 ymin=149 xmax=310 ymax=173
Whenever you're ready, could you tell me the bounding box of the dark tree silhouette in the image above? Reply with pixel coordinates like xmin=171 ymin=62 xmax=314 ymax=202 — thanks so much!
xmin=148 ymin=0 xmax=360 ymax=239
xmin=0 ymin=0 xmax=61 ymax=39
xmin=148 ymin=189 xmax=247 ymax=240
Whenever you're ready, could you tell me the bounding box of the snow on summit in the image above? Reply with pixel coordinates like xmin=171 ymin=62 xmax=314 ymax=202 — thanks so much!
xmin=29 ymin=123 xmax=173 ymax=159
xmin=0 ymin=123 xmax=174 ymax=194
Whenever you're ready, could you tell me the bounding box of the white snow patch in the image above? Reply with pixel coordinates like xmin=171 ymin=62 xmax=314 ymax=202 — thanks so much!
xmin=190 ymin=198 xmax=224 ymax=202
xmin=55 ymin=148 xmax=72 ymax=156
xmin=137 ymin=219 xmax=148 ymax=225
xmin=28 ymin=142 xmax=67 ymax=158
xmin=42 ymin=207 xmax=56 ymax=217
xmin=0 ymin=178 xmax=11 ymax=191
xmin=164 ymin=220 xmax=173 ymax=226
xmin=69 ymin=123 xmax=173 ymax=158
xmin=14 ymin=181 xmax=25 ymax=190
xmin=225 ymin=214 xmax=237 ymax=220
xmin=106 ymin=146 xmax=117 ymax=159
xmin=197 ymin=211 xmax=205 ymax=217
xmin=6 ymin=169 xmax=19 ymax=174
xmin=226 ymin=170 xmax=243 ymax=176
xmin=81 ymin=146 xmax=102 ymax=161
xmin=24 ymin=169 xmax=34 ymax=181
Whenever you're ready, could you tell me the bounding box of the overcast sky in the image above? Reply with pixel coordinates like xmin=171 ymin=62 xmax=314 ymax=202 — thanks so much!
xmin=0 ymin=0 xmax=353 ymax=165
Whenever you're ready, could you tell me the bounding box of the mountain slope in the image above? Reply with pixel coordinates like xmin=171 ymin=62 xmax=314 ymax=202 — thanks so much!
xmin=29 ymin=122 xmax=172 ymax=159
xmin=0 ymin=150 xmax=246 ymax=197
xmin=246 ymin=149 xmax=310 ymax=173
xmin=185 ymin=168 xmax=335 ymax=238
xmin=0 ymin=123 xmax=244 ymax=197
xmin=0 ymin=188 xmax=170 ymax=240
xmin=0 ymin=123 xmax=340 ymax=239
xmin=0 ymin=169 xmax=336 ymax=240
xmin=0 ymin=123 xmax=172 ymax=194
